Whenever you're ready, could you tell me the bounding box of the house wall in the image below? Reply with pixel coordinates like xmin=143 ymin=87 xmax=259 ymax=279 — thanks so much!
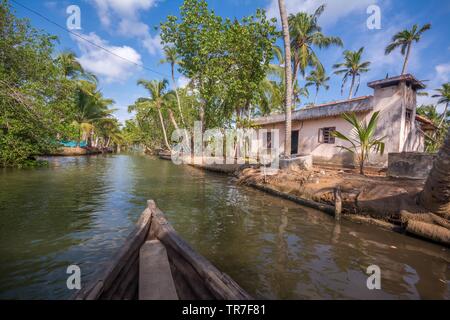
xmin=257 ymin=80 xmax=425 ymax=168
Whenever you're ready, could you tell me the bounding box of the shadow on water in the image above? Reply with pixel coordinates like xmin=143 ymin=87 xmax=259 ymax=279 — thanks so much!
xmin=0 ymin=153 xmax=448 ymax=299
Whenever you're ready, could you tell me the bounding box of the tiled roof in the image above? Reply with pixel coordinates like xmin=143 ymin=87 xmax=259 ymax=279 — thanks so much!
xmin=254 ymin=96 xmax=374 ymax=125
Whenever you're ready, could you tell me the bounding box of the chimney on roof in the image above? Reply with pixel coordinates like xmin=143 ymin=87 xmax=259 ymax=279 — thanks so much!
xmin=367 ymin=74 xmax=426 ymax=91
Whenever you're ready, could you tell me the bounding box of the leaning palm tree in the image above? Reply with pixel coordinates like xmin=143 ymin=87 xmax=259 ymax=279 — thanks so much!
xmin=332 ymin=112 xmax=385 ymax=175
xmin=432 ymin=83 xmax=450 ymax=130
xmin=57 ymin=51 xmax=83 ymax=79
xmin=420 ymin=127 xmax=450 ymax=219
xmin=137 ymin=79 xmax=173 ymax=151
xmin=305 ymin=68 xmax=330 ymax=104
xmin=278 ymin=0 xmax=293 ymax=157
xmin=56 ymin=51 xmax=97 ymax=82
xmin=289 ymin=5 xmax=343 ymax=84
xmin=333 ymin=47 xmax=371 ymax=99
xmin=385 ymin=23 xmax=431 ymax=75
xmin=160 ymin=46 xmax=186 ymax=128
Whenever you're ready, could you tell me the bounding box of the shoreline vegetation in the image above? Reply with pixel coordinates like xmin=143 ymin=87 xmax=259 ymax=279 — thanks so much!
xmin=0 ymin=1 xmax=123 ymax=168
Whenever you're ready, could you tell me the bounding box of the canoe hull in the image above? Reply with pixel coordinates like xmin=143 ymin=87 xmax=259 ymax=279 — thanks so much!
xmin=73 ymin=200 xmax=251 ymax=300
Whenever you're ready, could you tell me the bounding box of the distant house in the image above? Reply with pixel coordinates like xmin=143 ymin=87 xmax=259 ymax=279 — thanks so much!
xmin=254 ymin=74 xmax=435 ymax=168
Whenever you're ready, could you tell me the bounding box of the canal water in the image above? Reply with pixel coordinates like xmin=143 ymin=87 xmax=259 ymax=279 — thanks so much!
xmin=0 ymin=154 xmax=448 ymax=299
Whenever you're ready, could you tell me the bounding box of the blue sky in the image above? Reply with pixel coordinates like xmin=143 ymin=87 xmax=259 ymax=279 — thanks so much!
xmin=11 ymin=0 xmax=450 ymax=123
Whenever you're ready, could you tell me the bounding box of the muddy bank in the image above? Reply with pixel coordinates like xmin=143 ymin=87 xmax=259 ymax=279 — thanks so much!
xmin=236 ymin=166 xmax=450 ymax=246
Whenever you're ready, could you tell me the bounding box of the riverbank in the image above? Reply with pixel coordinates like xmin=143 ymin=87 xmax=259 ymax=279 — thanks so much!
xmin=189 ymin=162 xmax=450 ymax=246
xmin=50 ymin=147 xmax=113 ymax=156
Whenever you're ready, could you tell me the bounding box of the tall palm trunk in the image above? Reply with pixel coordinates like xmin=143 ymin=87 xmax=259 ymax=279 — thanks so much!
xmin=349 ymin=74 xmax=356 ymax=99
xmin=420 ymin=127 xmax=450 ymax=219
xmin=401 ymin=43 xmax=411 ymax=75
xmin=437 ymin=103 xmax=449 ymax=131
xmin=157 ymin=108 xmax=171 ymax=151
xmin=279 ymin=0 xmax=292 ymax=157
xmin=168 ymin=109 xmax=179 ymax=130
xmin=171 ymin=63 xmax=186 ymax=128
xmin=314 ymin=86 xmax=319 ymax=105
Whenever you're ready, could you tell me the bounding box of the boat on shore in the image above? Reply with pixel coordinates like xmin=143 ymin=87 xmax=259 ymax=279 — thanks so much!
xmin=158 ymin=150 xmax=172 ymax=160
xmin=73 ymin=200 xmax=251 ymax=300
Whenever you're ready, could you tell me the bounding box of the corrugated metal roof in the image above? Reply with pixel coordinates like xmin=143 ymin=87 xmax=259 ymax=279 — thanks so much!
xmin=254 ymin=96 xmax=374 ymax=125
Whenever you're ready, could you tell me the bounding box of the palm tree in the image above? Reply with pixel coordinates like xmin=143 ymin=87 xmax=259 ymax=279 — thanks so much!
xmin=305 ymin=68 xmax=330 ymax=104
xmin=432 ymin=83 xmax=450 ymax=130
xmin=332 ymin=112 xmax=385 ymax=175
xmin=278 ymin=0 xmax=293 ymax=157
xmin=416 ymin=104 xmax=448 ymax=152
xmin=333 ymin=47 xmax=371 ymax=99
xmin=56 ymin=51 xmax=97 ymax=82
xmin=385 ymin=23 xmax=431 ymax=75
xmin=258 ymin=44 xmax=309 ymax=116
xmin=57 ymin=51 xmax=84 ymax=79
xmin=420 ymin=127 xmax=450 ymax=219
xmin=289 ymin=5 xmax=343 ymax=84
xmin=73 ymin=81 xmax=113 ymax=146
xmin=160 ymin=46 xmax=186 ymax=128
xmin=137 ymin=79 xmax=174 ymax=151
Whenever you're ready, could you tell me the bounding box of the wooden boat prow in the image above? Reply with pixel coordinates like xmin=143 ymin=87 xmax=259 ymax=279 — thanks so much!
xmin=73 ymin=200 xmax=252 ymax=300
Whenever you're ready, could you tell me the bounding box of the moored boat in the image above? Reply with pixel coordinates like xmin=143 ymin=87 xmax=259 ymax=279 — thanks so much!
xmin=73 ymin=200 xmax=251 ymax=300
xmin=158 ymin=150 xmax=172 ymax=160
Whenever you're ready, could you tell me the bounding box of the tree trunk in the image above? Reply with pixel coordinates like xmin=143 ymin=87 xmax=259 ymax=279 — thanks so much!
xmin=157 ymin=108 xmax=171 ymax=151
xmin=401 ymin=43 xmax=411 ymax=75
xmin=77 ymin=126 xmax=81 ymax=147
xmin=314 ymin=87 xmax=319 ymax=105
xmin=168 ymin=109 xmax=179 ymax=130
xmin=359 ymin=160 xmax=364 ymax=175
xmin=292 ymin=56 xmax=299 ymax=87
xmin=171 ymin=63 xmax=186 ymax=128
xmin=349 ymin=75 xmax=356 ymax=99
xmin=279 ymin=0 xmax=292 ymax=158
xmin=420 ymin=127 xmax=450 ymax=219
xmin=437 ymin=103 xmax=449 ymax=131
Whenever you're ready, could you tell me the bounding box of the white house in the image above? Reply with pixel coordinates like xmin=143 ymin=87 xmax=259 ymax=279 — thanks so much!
xmin=254 ymin=74 xmax=435 ymax=168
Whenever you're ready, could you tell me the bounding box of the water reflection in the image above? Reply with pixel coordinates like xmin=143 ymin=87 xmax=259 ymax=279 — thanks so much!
xmin=0 ymin=154 xmax=448 ymax=299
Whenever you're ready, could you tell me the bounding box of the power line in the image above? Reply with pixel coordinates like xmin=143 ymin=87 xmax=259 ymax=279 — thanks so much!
xmin=10 ymin=0 xmax=168 ymax=79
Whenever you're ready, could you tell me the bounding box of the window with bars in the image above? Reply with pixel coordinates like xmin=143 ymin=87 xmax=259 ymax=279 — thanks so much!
xmin=406 ymin=109 xmax=412 ymax=122
xmin=318 ymin=127 xmax=336 ymax=144
xmin=266 ymin=131 xmax=272 ymax=149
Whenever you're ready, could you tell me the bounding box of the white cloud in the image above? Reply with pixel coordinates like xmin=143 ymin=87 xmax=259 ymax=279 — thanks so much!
xmin=89 ymin=0 xmax=162 ymax=55
xmin=417 ymin=63 xmax=450 ymax=108
xmin=118 ymin=19 xmax=150 ymax=37
xmin=72 ymin=32 xmax=142 ymax=83
xmin=91 ymin=0 xmax=157 ymax=26
xmin=435 ymin=63 xmax=450 ymax=83
xmin=266 ymin=0 xmax=375 ymax=26
xmin=142 ymin=34 xmax=163 ymax=55
xmin=177 ymin=75 xmax=190 ymax=88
